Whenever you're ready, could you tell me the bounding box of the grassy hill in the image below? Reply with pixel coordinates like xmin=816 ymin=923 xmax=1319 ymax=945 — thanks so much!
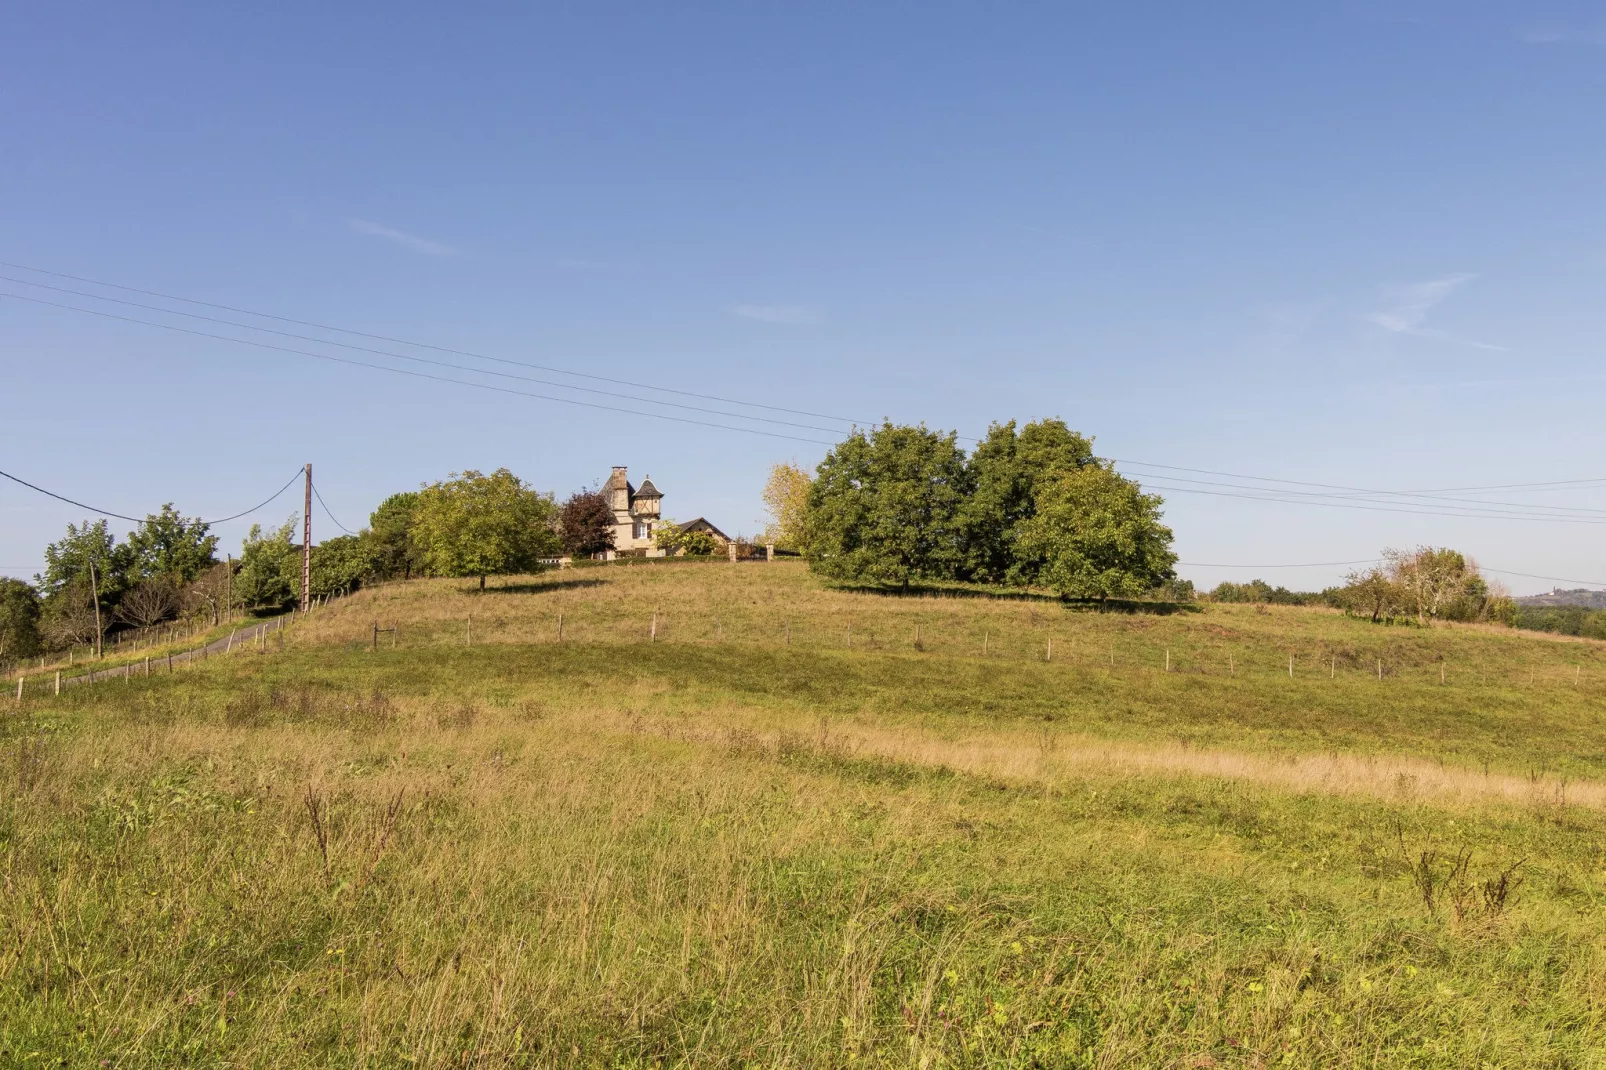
xmin=7 ymin=559 xmax=1606 ymax=1066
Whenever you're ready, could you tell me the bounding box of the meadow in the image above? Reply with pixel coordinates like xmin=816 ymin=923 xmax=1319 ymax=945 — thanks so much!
xmin=6 ymin=559 xmax=1606 ymax=1067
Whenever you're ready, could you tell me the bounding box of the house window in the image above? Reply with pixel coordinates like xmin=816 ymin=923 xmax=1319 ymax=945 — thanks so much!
xmin=634 ymin=521 xmax=650 ymax=540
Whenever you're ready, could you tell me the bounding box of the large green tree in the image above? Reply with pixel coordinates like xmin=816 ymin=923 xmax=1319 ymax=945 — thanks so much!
xmin=367 ymin=492 xmax=424 ymax=580
xmin=126 ymin=504 xmax=217 ymax=583
xmin=959 ymin=418 xmax=1094 ymax=585
xmin=0 ymin=578 xmax=42 ymax=661
xmin=310 ymin=535 xmax=375 ymax=598
xmin=40 ymin=519 xmax=129 ymax=603
xmin=805 ymin=423 xmax=969 ymax=588
xmin=1016 ymin=463 xmax=1177 ymax=602
xmin=234 ymin=519 xmax=300 ymax=612
xmin=412 ymin=469 xmax=560 ymax=589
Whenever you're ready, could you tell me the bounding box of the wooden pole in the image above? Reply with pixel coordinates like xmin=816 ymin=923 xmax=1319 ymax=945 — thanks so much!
xmin=16 ymin=676 xmax=23 ymax=703
xmin=1164 ymin=648 xmax=1170 ymax=672
xmin=1330 ymin=656 xmax=1335 ymax=679
xmin=557 ymin=612 xmax=563 ymax=642
xmin=983 ymin=630 xmax=988 ymax=656
xmin=651 ymin=612 xmax=657 ymax=641
xmin=372 ymin=622 xmax=379 ymax=652
xmin=1229 ymin=651 xmax=1234 ymax=676
xmin=301 ymin=464 xmax=312 ymax=613
xmin=1377 ymin=659 xmax=1383 ymax=681
xmin=1288 ymin=655 xmax=1294 ymax=679
xmin=55 ymin=671 xmax=60 ymax=696
xmin=467 ymin=616 xmax=472 ymax=646
xmin=88 ymin=556 xmax=103 ymax=659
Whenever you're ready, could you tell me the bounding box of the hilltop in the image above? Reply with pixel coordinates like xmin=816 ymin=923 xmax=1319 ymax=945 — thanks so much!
xmin=7 ymin=559 xmax=1606 ymax=1066
xmin=1517 ymin=587 xmax=1606 ymax=609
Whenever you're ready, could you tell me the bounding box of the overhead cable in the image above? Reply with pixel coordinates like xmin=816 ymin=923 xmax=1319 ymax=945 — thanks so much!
xmin=0 ymin=259 xmax=878 ymax=427
xmin=312 ymin=481 xmax=356 ymax=535
xmin=0 ymin=291 xmax=838 ymax=446
xmin=0 ymin=464 xmax=304 ymax=526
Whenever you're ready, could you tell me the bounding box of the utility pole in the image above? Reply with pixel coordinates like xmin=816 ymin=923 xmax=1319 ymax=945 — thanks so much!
xmin=88 ymin=555 xmax=103 ymax=659
xmin=301 ymin=463 xmax=312 ymax=613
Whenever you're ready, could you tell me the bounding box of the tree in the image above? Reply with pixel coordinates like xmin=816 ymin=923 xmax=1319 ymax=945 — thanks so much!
xmin=761 ymin=462 xmax=813 ymax=552
xmin=234 ymin=519 xmax=300 ymax=613
xmin=1337 ymin=566 xmax=1403 ymax=623
xmin=40 ymin=578 xmax=103 ymax=649
xmin=310 ymin=535 xmax=375 ymax=598
xmin=805 ymin=423 xmax=969 ymax=588
xmin=1015 ymin=463 xmax=1177 ymax=602
xmin=559 ymin=490 xmax=616 ymax=558
xmin=1385 ymin=547 xmax=1474 ymax=624
xmin=959 ymin=419 xmax=1094 ymax=585
xmin=40 ymin=519 xmax=129 ymax=604
xmin=655 ymin=520 xmax=718 ymax=557
xmin=125 ymin=504 xmax=217 ymax=583
xmin=117 ymin=577 xmax=183 ymax=627
xmin=411 ymin=469 xmax=561 ymax=589
xmin=184 ymin=562 xmax=231 ymax=626
xmin=367 ymin=492 xmax=424 ymax=580
xmin=0 ymin=578 xmax=41 ymax=661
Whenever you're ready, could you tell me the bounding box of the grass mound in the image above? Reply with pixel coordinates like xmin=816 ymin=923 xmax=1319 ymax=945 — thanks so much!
xmin=5 ymin=561 xmax=1606 ymax=1066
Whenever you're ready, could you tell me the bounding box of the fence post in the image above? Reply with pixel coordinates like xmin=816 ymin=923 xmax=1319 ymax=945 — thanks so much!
xmin=1165 ymin=648 xmax=1170 ymax=672
xmin=766 ymin=543 xmax=774 ymax=562
xmin=1229 ymin=651 xmax=1234 ymax=676
xmin=372 ymin=622 xmax=379 ymax=652
xmin=467 ymin=616 xmax=472 ymax=646
xmin=55 ymin=671 xmax=60 ymax=696
xmin=1288 ymin=655 xmax=1294 ymax=679
xmin=1377 ymin=659 xmax=1383 ymax=681
xmin=1047 ymin=639 xmax=1053 ymax=662
xmin=651 ymin=612 xmax=657 ymax=642
xmin=15 ymin=676 xmax=22 ymax=704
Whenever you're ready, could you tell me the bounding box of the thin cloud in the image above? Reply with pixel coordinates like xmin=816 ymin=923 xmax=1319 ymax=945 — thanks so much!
xmin=1367 ymin=274 xmax=1506 ymax=351
xmin=349 ymin=219 xmax=459 ymax=258
xmin=733 ymin=304 xmax=818 ymax=325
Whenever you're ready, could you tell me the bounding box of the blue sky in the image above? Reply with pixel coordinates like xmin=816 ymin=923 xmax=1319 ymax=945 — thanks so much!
xmin=4 ymin=3 xmax=1606 ymax=594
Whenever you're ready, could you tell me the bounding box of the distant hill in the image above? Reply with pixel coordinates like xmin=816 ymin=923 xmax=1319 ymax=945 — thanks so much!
xmin=1516 ymin=587 xmax=1606 ymax=609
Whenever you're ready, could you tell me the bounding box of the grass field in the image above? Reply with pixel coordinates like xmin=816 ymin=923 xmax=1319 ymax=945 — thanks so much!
xmin=7 ymin=560 xmax=1606 ymax=1066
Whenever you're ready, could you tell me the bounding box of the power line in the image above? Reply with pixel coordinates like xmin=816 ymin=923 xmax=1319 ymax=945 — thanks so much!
xmin=1116 ymin=460 xmax=1606 ymax=515
xmin=203 ymin=469 xmax=305 ymax=525
xmin=312 ymin=481 xmax=356 ymax=535
xmin=1132 ymin=472 xmax=1606 ymax=520
xmin=0 ymin=259 xmax=879 ymax=427
xmin=0 ymin=290 xmax=839 ymax=446
xmin=1141 ymin=480 xmax=1606 ymax=525
xmin=1482 ymin=567 xmax=1606 ymax=588
xmin=0 ymin=466 xmax=144 ymax=522
xmin=0 ymin=274 xmax=857 ymax=436
xmin=0 ymin=464 xmax=304 ymax=526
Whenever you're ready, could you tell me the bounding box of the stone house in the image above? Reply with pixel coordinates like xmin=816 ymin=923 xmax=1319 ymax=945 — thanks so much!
xmin=603 ymin=466 xmax=665 ymax=558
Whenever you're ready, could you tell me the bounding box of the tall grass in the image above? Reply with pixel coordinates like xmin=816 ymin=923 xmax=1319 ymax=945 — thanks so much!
xmin=5 ymin=561 xmax=1606 ymax=1066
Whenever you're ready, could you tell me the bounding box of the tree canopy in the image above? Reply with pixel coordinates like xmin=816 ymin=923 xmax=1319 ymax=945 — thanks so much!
xmin=1016 ymin=463 xmax=1177 ymax=601
xmin=761 ymin=462 xmax=813 ymax=551
xmin=367 ymin=492 xmax=424 ymax=580
xmin=126 ymin=504 xmax=218 ymax=583
xmin=805 ymin=423 xmax=969 ymax=588
xmin=559 ymin=490 xmax=616 ymax=558
xmin=411 ymin=469 xmax=560 ymax=588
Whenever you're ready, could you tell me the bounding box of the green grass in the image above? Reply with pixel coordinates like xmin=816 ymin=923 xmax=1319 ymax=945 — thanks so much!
xmin=6 ymin=561 xmax=1606 ymax=1066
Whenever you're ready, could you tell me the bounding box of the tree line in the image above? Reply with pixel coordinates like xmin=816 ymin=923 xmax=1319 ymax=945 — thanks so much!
xmin=0 ymin=469 xmax=637 ymax=664
xmin=1203 ymin=547 xmax=1517 ymax=626
xmin=762 ymin=419 xmax=1180 ymax=600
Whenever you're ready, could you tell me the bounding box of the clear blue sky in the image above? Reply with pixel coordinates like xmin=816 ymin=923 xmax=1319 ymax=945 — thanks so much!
xmin=4 ymin=3 xmax=1605 ymax=594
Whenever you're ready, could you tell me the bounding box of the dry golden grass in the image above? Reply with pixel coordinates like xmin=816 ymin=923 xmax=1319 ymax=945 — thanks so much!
xmin=9 ymin=561 xmax=1606 ymax=1065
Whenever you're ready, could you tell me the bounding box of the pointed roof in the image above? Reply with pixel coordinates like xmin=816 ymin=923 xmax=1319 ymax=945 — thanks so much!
xmin=635 ymin=475 xmax=662 ymax=499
